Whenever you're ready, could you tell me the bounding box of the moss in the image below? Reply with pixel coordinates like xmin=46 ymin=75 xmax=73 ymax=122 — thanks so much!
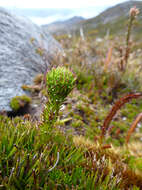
xmin=75 ymin=69 xmax=93 ymax=90
xmin=121 ymin=104 xmax=140 ymax=121
xmin=41 ymin=88 xmax=48 ymax=96
xmin=76 ymin=104 xmax=94 ymax=116
xmin=67 ymin=104 xmax=72 ymax=110
xmin=129 ymin=157 xmax=142 ymax=172
xmin=72 ymin=120 xmax=84 ymax=128
xmin=73 ymin=114 xmax=83 ymax=120
xmin=10 ymin=95 xmax=31 ymax=112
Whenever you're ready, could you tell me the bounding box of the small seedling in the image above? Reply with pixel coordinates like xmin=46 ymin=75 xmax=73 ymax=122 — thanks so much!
xmin=43 ymin=67 xmax=76 ymax=125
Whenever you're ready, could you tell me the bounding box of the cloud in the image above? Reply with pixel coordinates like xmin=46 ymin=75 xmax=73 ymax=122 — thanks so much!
xmin=30 ymin=14 xmax=74 ymax=25
xmin=28 ymin=7 xmax=107 ymax=25
xmin=0 ymin=0 xmax=128 ymax=9
xmin=1 ymin=0 xmax=139 ymax=25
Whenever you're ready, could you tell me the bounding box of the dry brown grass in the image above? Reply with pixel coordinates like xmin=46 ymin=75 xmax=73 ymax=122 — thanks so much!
xmin=126 ymin=113 xmax=142 ymax=144
xmin=101 ymin=93 xmax=142 ymax=139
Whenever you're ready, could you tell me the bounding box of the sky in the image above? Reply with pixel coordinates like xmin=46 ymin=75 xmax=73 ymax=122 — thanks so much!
xmin=0 ymin=0 xmax=128 ymax=9
xmin=0 ymin=0 xmax=141 ymax=25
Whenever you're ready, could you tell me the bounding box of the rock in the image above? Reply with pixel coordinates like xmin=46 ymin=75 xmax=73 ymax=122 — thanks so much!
xmin=0 ymin=7 xmax=62 ymax=112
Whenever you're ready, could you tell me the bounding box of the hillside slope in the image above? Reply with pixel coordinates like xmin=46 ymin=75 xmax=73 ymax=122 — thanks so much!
xmin=82 ymin=0 xmax=142 ymax=38
xmin=44 ymin=1 xmax=142 ymax=39
xmin=42 ymin=16 xmax=85 ymax=35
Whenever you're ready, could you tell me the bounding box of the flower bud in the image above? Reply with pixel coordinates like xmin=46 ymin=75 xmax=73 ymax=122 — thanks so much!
xmin=129 ymin=6 xmax=139 ymax=18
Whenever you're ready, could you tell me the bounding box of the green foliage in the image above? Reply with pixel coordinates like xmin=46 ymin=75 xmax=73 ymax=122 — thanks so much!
xmin=46 ymin=67 xmax=76 ymax=105
xmin=43 ymin=67 xmax=76 ymax=125
xmin=0 ymin=116 xmax=122 ymax=189
xmin=10 ymin=95 xmax=31 ymax=111
xmin=128 ymin=157 xmax=142 ymax=171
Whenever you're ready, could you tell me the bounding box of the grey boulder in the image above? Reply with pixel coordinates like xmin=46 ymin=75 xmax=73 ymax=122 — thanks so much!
xmin=0 ymin=8 xmax=62 ymax=112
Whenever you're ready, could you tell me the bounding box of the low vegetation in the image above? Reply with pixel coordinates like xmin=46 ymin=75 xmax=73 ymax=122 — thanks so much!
xmin=10 ymin=95 xmax=32 ymax=112
xmin=1 ymin=6 xmax=142 ymax=189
